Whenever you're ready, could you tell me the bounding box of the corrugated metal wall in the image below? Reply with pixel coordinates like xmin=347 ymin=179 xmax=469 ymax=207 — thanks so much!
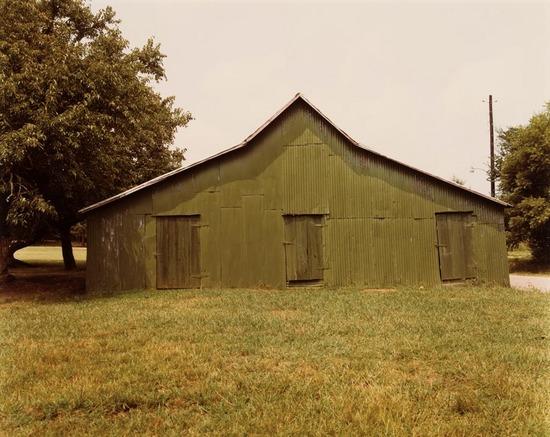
xmin=86 ymin=101 xmax=509 ymax=291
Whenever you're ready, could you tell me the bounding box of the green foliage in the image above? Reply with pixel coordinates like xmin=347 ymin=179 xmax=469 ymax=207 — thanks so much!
xmin=0 ymin=0 xmax=191 ymax=237
xmin=496 ymin=104 xmax=550 ymax=262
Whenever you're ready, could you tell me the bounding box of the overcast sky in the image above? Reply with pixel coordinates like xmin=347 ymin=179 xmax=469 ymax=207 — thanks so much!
xmin=92 ymin=0 xmax=549 ymax=195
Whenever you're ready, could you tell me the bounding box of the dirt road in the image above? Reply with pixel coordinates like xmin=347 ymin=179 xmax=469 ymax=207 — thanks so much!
xmin=510 ymin=274 xmax=550 ymax=292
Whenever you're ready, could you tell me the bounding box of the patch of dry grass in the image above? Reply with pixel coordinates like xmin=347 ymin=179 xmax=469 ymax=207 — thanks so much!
xmin=0 ymin=287 xmax=548 ymax=435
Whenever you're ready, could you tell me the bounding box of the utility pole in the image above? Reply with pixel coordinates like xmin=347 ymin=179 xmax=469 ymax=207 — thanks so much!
xmin=489 ymin=95 xmax=495 ymax=197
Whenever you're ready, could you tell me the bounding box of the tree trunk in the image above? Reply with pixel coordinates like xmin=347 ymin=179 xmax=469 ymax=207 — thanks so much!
xmin=0 ymin=194 xmax=15 ymax=283
xmin=60 ymin=227 xmax=76 ymax=270
xmin=0 ymin=237 xmax=11 ymax=283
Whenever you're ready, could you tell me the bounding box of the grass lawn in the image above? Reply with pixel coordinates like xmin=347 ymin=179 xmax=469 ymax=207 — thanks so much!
xmin=1 ymin=286 xmax=549 ymax=435
xmin=14 ymin=245 xmax=87 ymax=268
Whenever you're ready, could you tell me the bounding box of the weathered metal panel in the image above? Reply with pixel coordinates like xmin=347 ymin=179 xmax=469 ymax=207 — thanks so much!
xmin=219 ymin=207 xmax=245 ymax=287
xmin=156 ymin=216 xmax=200 ymax=289
xmin=436 ymin=212 xmax=475 ymax=281
xmin=262 ymin=209 xmax=286 ymax=288
xmin=152 ymin=172 xmax=197 ymax=215
xmin=144 ymin=214 xmax=156 ymax=289
xmin=85 ymin=189 xmax=152 ymax=292
xmin=282 ymin=144 xmax=329 ymax=214
xmin=118 ymin=214 xmax=147 ymax=290
xmin=214 ymin=195 xmax=286 ymax=288
xmin=86 ymin=210 xmax=149 ymax=292
xmin=283 ymin=215 xmax=323 ymax=282
xmin=241 ymin=195 xmax=265 ymax=286
xmin=199 ymin=191 xmax=221 ymax=288
xmin=473 ymin=220 xmax=510 ymax=285
xmin=325 ymin=217 xmax=440 ymax=287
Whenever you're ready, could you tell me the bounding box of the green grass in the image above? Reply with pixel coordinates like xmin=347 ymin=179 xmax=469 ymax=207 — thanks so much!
xmin=14 ymin=245 xmax=87 ymax=268
xmin=1 ymin=287 xmax=548 ymax=435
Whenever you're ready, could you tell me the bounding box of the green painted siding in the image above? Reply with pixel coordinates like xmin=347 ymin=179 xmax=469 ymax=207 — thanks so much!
xmin=86 ymin=101 xmax=509 ymax=292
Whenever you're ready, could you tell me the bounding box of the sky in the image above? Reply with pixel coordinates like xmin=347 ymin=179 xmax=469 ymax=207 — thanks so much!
xmin=91 ymin=0 xmax=550 ymax=195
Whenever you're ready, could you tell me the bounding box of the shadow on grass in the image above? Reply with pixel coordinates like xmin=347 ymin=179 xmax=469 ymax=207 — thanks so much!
xmin=0 ymin=264 xmax=87 ymax=304
xmin=509 ymin=258 xmax=550 ymax=275
xmin=507 ymin=245 xmax=550 ymax=276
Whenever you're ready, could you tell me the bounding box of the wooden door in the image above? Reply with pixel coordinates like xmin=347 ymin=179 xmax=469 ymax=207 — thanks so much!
xmin=436 ymin=212 xmax=475 ymax=281
xmin=156 ymin=216 xmax=201 ymax=289
xmin=284 ymin=215 xmax=324 ymax=284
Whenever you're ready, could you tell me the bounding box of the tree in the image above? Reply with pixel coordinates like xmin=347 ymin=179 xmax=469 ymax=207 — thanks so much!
xmin=0 ymin=177 xmax=55 ymax=280
xmin=496 ymin=103 xmax=550 ymax=263
xmin=0 ymin=0 xmax=191 ymax=278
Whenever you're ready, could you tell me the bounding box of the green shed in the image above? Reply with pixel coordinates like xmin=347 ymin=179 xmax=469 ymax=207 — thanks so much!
xmin=80 ymin=94 xmax=509 ymax=292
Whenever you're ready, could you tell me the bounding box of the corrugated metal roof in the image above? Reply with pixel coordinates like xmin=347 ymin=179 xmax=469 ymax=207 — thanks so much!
xmin=80 ymin=93 xmax=508 ymax=214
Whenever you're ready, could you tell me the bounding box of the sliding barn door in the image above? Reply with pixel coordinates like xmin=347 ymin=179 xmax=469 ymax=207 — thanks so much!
xmin=284 ymin=215 xmax=324 ymax=284
xmin=156 ymin=216 xmax=201 ymax=289
xmin=436 ymin=212 xmax=475 ymax=281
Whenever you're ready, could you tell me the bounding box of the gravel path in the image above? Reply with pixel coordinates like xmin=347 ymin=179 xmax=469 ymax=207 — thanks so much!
xmin=510 ymin=274 xmax=550 ymax=292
